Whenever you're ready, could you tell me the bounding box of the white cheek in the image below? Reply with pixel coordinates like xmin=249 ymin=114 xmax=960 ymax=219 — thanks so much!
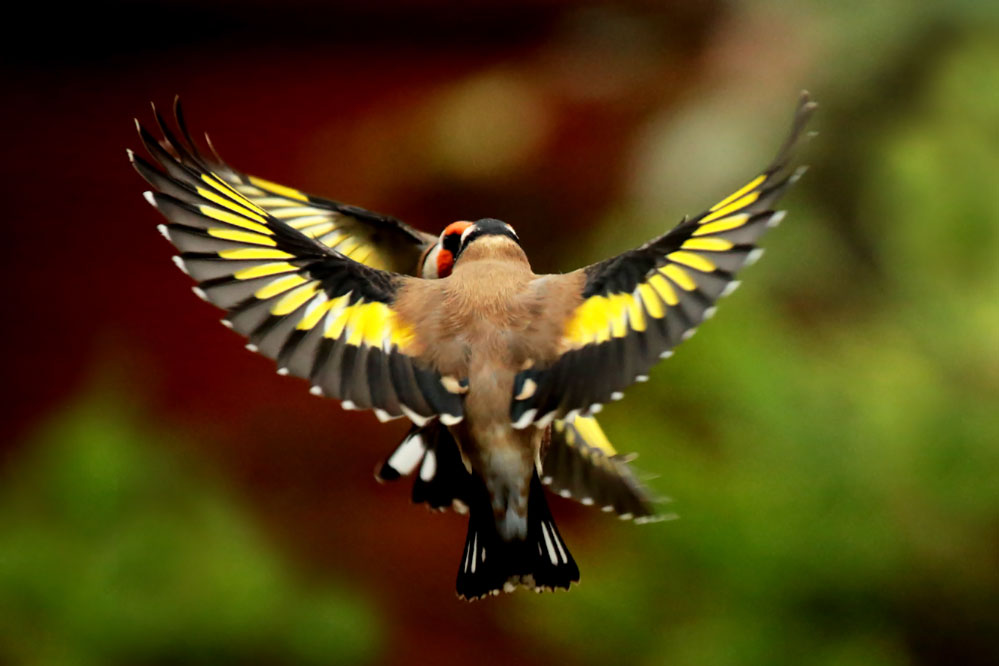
xmin=460 ymin=224 xmax=476 ymax=244
xmin=421 ymin=245 xmax=442 ymax=279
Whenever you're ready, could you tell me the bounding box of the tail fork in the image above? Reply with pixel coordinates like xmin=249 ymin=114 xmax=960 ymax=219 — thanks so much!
xmin=456 ymin=473 xmax=579 ymax=600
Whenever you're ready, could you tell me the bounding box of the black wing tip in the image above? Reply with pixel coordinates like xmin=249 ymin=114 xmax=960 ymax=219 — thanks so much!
xmin=770 ymin=90 xmax=818 ymax=171
xmin=374 ymin=461 xmax=400 ymax=483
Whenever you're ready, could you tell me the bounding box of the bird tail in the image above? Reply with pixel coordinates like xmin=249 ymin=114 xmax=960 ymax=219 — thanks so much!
xmin=376 ymin=421 xmax=472 ymax=512
xmin=456 ymin=472 xmax=579 ymax=600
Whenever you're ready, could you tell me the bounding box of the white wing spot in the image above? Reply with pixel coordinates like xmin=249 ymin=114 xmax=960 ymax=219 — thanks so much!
xmin=309 ymin=386 xmax=323 ymax=396
xmin=419 ymin=448 xmax=437 ymax=482
xmin=515 ymin=379 xmax=537 ymax=401
xmin=720 ymin=280 xmax=742 ymax=298
xmin=387 ymin=434 xmax=426 ymax=476
xmin=512 ymin=408 xmax=537 ymax=430
xmin=192 ymin=286 xmax=209 ymax=302
xmin=171 ymin=256 xmax=189 ymax=275
xmin=399 ymin=404 xmax=430 ymax=427
xmin=536 ymin=410 xmax=557 ymax=428
xmin=440 ymin=375 xmax=468 ymax=394
xmin=440 ymin=413 xmax=463 ymax=426
xmin=766 ymin=210 xmax=786 ymax=228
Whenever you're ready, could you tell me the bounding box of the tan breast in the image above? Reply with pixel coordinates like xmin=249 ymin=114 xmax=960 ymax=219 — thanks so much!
xmin=396 ymin=236 xmax=580 ymax=376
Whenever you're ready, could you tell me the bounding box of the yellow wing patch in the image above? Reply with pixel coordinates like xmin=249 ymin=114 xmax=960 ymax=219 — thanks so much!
xmin=708 ymin=174 xmax=765 ymax=212
xmin=312 ymin=298 xmax=417 ymax=352
xmin=247 ymin=176 xmax=309 ymax=202
xmin=219 ymin=248 xmax=294 ymax=260
xmin=233 ymin=262 xmax=297 ymax=280
xmin=556 ymin=416 xmax=617 ymax=456
xmin=214 ymin=174 xmax=395 ymax=272
xmin=272 ymin=282 xmax=319 ymax=315
xmin=208 ymin=228 xmax=277 ymax=246
xmin=561 ymin=216 xmax=753 ymax=350
xmin=565 ymin=293 xmax=634 ymax=347
xmin=693 ymin=214 xmax=748 ymax=236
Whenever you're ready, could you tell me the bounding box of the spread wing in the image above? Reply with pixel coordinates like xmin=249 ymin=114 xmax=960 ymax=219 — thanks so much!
xmin=543 ymin=416 xmax=661 ymax=522
xmin=131 ymin=97 xmax=436 ymax=274
xmin=131 ymin=122 xmax=463 ymax=426
xmin=511 ymin=93 xmax=816 ymax=428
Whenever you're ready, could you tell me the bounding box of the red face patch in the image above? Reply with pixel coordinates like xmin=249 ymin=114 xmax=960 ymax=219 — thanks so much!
xmin=443 ymin=220 xmax=473 ymax=237
xmin=436 ymin=249 xmax=455 ymax=278
xmin=436 ymin=221 xmax=472 ymax=277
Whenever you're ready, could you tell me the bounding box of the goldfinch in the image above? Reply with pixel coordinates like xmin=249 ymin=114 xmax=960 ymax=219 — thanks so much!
xmin=130 ymin=101 xmax=657 ymax=526
xmin=130 ymin=93 xmax=815 ymax=599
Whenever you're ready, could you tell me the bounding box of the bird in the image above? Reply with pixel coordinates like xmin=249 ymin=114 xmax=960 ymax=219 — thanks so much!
xmin=129 ymin=102 xmax=659 ymax=525
xmin=130 ymin=92 xmax=815 ymax=599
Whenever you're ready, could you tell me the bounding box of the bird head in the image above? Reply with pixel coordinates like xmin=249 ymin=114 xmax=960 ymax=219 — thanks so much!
xmin=419 ymin=220 xmax=473 ymax=279
xmin=453 ymin=218 xmax=522 ymax=264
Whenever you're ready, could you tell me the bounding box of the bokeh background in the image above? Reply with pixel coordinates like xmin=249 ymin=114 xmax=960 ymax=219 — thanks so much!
xmin=2 ymin=1 xmax=997 ymax=664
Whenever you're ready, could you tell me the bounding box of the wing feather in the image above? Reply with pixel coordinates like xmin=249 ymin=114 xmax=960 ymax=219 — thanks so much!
xmin=512 ymin=93 xmax=816 ymax=427
xmin=133 ymin=112 xmax=464 ymax=426
xmin=133 ymin=98 xmax=436 ymax=276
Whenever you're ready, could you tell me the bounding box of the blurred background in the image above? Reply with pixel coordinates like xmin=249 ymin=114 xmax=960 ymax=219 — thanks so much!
xmin=2 ymin=1 xmax=997 ymax=664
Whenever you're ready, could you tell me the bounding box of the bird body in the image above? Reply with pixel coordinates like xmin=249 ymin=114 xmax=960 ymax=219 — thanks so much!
xmin=399 ymin=232 xmax=574 ymax=541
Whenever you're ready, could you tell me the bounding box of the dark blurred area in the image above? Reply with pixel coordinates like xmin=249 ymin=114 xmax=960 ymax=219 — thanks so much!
xmin=1 ymin=1 xmax=997 ymax=664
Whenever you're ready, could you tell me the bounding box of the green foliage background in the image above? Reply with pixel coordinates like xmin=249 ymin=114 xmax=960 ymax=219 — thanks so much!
xmin=521 ymin=27 xmax=999 ymax=665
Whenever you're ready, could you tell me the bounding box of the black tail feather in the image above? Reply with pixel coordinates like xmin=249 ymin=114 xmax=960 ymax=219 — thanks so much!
xmin=375 ymin=425 xmax=427 ymax=482
xmin=377 ymin=421 xmax=472 ymax=512
xmin=456 ymin=473 xmax=579 ymax=600
xmin=411 ymin=425 xmax=473 ymax=511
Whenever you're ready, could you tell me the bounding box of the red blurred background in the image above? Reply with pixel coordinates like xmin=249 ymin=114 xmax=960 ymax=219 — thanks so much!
xmin=3 ymin=3 xmax=744 ymax=663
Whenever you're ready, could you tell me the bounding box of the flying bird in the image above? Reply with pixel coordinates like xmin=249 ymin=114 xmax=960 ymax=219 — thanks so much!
xmin=129 ymin=103 xmax=659 ymax=521
xmin=130 ymin=92 xmax=815 ymax=599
